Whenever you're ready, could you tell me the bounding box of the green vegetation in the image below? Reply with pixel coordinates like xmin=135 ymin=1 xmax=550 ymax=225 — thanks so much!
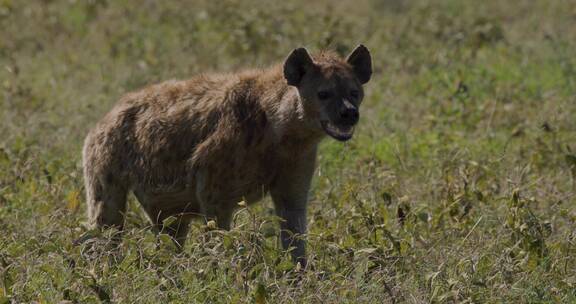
xmin=1 ymin=0 xmax=575 ymax=302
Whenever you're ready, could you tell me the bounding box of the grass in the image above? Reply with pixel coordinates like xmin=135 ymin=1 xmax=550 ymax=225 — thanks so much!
xmin=1 ymin=0 xmax=576 ymax=302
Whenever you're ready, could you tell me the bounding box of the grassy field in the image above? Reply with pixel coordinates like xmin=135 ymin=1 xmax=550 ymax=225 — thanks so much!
xmin=1 ymin=0 xmax=576 ymax=302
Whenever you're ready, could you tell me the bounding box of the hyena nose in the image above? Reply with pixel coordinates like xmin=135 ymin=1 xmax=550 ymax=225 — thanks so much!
xmin=340 ymin=108 xmax=359 ymax=125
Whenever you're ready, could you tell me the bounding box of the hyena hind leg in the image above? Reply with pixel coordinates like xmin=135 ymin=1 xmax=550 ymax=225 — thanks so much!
xmin=197 ymin=199 xmax=234 ymax=230
xmin=73 ymin=167 xmax=128 ymax=252
xmin=195 ymin=169 xmax=235 ymax=230
xmin=162 ymin=217 xmax=192 ymax=249
xmin=84 ymin=170 xmax=128 ymax=233
xmin=146 ymin=209 xmax=192 ymax=250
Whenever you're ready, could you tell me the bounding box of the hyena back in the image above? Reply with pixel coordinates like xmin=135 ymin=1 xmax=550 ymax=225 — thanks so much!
xmin=83 ymin=45 xmax=372 ymax=266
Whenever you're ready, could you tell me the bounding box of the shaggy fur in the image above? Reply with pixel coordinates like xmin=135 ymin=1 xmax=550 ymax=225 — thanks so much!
xmin=82 ymin=45 xmax=372 ymax=266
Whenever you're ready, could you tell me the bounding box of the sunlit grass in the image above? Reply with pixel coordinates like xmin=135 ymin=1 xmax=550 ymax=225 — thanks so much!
xmin=1 ymin=0 xmax=575 ymax=302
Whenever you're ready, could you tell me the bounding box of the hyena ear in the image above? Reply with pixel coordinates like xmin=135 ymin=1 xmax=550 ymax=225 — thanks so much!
xmin=346 ymin=44 xmax=372 ymax=84
xmin=284 ymin=47 xmax=314 ymax=86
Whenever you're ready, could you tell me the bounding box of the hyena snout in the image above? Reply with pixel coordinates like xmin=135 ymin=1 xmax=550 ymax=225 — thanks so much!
xmin=338 ymin=100 xmax=359 ymax=126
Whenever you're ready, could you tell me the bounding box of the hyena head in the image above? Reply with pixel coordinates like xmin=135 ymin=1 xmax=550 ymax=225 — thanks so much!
xmin=283 ymin=45 xmax=372 ymax=141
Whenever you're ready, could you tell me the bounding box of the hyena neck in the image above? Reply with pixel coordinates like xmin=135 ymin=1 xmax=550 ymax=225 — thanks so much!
xmin=256 ymin=66 xmax=325 ymax=150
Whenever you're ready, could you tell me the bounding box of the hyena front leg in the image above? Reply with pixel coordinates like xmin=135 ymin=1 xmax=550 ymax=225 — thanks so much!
xmin=270 ymin=147 xmax=317 ymax=268
xmin=271 ymin=199 xmax=308 ymax=267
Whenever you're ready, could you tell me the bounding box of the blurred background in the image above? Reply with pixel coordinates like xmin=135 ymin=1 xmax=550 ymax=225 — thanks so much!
xmin=0 ymin=0 xmax=575 ymax=302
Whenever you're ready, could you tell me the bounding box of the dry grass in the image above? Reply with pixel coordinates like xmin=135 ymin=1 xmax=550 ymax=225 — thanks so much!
xmin=1 ymin=0 xmax=575 ymax=302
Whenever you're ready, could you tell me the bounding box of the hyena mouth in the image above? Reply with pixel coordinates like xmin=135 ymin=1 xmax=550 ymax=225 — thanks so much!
xmin=321 ymin=121 xmax=355 ymax=141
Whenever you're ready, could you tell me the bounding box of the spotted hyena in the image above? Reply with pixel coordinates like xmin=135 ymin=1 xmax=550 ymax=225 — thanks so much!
xmin=82 ymin=45 xmax=372 ymax=266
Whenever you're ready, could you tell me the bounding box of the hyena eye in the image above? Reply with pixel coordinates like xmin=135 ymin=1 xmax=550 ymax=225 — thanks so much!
xmin=350 ymin=90 xmax=360 ymax=98
xmin=317 ymin=91 xmax=332 ymax=100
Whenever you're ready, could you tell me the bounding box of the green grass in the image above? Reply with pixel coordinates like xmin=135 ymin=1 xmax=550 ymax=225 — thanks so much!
xmin=1 ymin=0 xmax=576 ymax=302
